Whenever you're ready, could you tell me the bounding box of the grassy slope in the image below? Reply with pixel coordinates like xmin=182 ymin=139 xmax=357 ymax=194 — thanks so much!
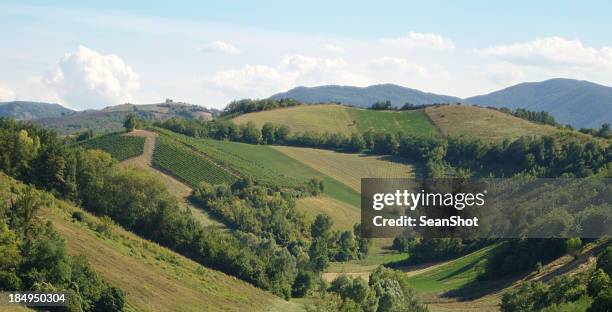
xmin=39 ymin=199 xmax=303 ymax=312
xmin=295 ymin=195 xmax=359 ymax=231
xmin=407 ymin=245 xmax=496 ymax=293
xmin=424 ymin=105 xmax=586 ymax=142
xmin=232 ymin=104 xmax=438 ymax=135
xmin=272 ymin=146 xmax=418 ymax=192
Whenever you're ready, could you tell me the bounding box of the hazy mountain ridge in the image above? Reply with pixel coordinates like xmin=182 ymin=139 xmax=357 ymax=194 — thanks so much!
xmin=0 ymin=101 xmax=74 ymax=120
xmin=464 ymin=78 xmax=612 ymax=128
xmin=270 ymin=84 xmax=462 ymax=107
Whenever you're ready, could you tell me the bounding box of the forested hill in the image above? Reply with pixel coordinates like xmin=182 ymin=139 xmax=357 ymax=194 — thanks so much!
xmin=270 ymin=84 xmax=461 ymax=108
xmin=465 ymin=78 xmax=612 ymax=128
xmin=0 ymin=100 xmax=74 ymax=119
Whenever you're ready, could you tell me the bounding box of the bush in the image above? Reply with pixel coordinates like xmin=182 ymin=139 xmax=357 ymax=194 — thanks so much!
xmin=72 ymin=211 xmax=85 ymax=222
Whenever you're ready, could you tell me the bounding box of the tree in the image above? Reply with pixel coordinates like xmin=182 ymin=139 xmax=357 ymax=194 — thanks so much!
xmin=262 ymin=122 xmax=276 ymax=144
xmin=311 ymin=214 xmax=333 ymax=240
xmin=597 ymin=246 xmax=612 ymax=276
xmin=241 ymin=121 xmax=262 ymax=144
xmin=123 ymin=113 xmax=138 ymax=132
xmin=565 ymin=237 xmax=582 ymax=259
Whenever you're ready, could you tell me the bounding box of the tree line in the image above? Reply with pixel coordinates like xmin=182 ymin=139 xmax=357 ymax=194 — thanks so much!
xmin=220 ymin=98 xmax=302 ymax=117
xmin=155 ymin=117 xmax=610 ymax=179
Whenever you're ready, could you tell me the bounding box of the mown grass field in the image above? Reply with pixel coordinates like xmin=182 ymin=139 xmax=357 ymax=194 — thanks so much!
xmin=17 ymin=180 xmax=304 ymax=312
xmin=295 ymin=195 xmax=359 ymax=231
xmin=80 ymin=133 xmax=145 ymax=160
xmin=273 ymin=146 xmax=418 ymax=192
xmin=425 ymin=105 xmax=561 ymax=141
xmin=232 ymin=104 xmax=438 ymax=135
xmin=153 ymin=136 xmax=237 ymax=186
xmin=154 ymin=128 xmax=361 ymax=207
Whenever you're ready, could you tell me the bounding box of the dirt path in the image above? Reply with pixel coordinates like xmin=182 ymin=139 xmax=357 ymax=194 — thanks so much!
xmin=120 ymin=130 xmax=224 ymax=227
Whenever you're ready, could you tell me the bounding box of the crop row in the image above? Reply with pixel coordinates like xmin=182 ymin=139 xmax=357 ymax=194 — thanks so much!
xmin=154 ymin=128 xmax=302 ymax=188
xmin=152 ymin=136 xmax=237 ymax=186
xmin=81 ymin=134 xmax=145 ymax=161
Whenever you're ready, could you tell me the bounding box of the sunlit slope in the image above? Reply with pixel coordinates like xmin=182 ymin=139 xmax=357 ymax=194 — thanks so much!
xmin=232 ymin=104 xmax=438 ymax=135
xmin=425 ymin=105 xmax=578 ymax=141
xmin=38 ymin=200 xmax=302 ymax=312
xmin=272 ymin=146 xmax=418 ymax=192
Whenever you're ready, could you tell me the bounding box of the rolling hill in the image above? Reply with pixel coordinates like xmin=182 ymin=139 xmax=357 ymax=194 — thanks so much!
xmin=0 ymin=101 xmax=74 ymax=120
xmin=465 ymin=78 xmax=612 ymax=128
xmin=0 ymin=172 xmax=301 ymax=312
xmin=232 ymin=104 xmax=438 ymax=135
xmin=270 ymin=84 xmax=461 ymax=108
xmin=424 ymin=105 xmax=563 ymax=141
xmin=35 ymin=102 xmax=215 ymax=135
xmin=232 ymin=103 xmax=589 ymax=142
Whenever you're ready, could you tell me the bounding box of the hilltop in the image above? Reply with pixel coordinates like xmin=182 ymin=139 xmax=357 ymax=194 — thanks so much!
xmin=0 ymin=101 xmax=74 ymax=119
xmin=35 ymin=101 xmax=216 ymax=135
xmin=232 ymin=103 xmax=583 ymax=142
xmin=232 ymin=104 xmax=438 ymax=136
xmin=465 ymin=78 xmax=612 ymax=128
xmin=270 ymin=84 xmax=461 ymax=108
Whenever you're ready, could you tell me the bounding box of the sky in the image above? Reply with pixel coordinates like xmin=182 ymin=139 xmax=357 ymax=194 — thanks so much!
xmin=1 ymin=0 xmax=612 ymax=110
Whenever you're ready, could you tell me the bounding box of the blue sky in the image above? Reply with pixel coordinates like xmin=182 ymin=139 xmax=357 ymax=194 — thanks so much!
xmin=1 ymin=0 xmax=612 ymax=109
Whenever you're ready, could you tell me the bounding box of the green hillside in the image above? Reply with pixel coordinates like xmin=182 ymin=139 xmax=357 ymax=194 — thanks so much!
xmin=153 ymin=136 xmax=237 ymax=186
xmin=80 ymin=133 xmax=145 ymax=160
xmin=232 ymin=104 xmax=438 ymax=136
xmin=154 ymin=128 xmax=361 ymax=207
xmin=1 ymin=173 xmax=301 ymax=312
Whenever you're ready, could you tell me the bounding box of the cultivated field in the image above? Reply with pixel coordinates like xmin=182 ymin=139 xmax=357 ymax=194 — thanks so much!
xmin=120 ymin=130 xmax=224 ymax=228
xmin=155 ymin=128 xmax=361 ymax=207
xmin=80 ymin=133 xmax=145 ymax=160
xmin=273 ymin=146 xmax=418 ymax=192
xmin=232 ymin=104 xmax=438 ymax=135
xmin=153 ymin=136 xmax=237 ymax=186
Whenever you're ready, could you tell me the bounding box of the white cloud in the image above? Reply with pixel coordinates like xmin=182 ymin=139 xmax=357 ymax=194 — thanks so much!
xmin=208 ymin=54 xmax=370 ymax=98
xmin=368 ymin=57 xmax=427 ymax=76
xmin=482 ymin=62 xmax=525 ymax=85
xmin=323 ymin=44 xmax=345 ymax=53
xmin=202 ymin=40 xmax=240 ymax=54
xmin=381 ymin=31 xmax=455 ymax=50
xmin=43 ymin=46 xmax=139 ymax=110
xmin=478 ymin=36 xmax=612 ymax=69
xmin=0 ymin=84 xmax=16 ymax=101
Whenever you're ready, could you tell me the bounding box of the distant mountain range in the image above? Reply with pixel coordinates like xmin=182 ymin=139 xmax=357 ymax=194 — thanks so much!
xmin=464 ymin=78 xmax=612 ymax=128
xmin=271 ymin=79 xmax=612 ymax=128
xmin=0 ymin=101 xmax=216 ymax=135
xmin=270 ymin=84 xmax=461 ymax=107
xmin=0 ymin=101 xmax=74 ymax=120
xmin=3 ymin=79 xmax=612 ymax=129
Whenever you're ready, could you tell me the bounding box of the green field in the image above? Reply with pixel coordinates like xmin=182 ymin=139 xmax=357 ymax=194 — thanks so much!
xmin=80 ymin=133 xmax=145 ymax=160
xmin=153 ymin=136 xmax=237 ymax=186
xmin=232 ymin=104 xmax=438 ymax=136
xmin=407 ymin=244 xmax=497 ymax=293
xmin=154 ymin=128 xmax=361 ymax=207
